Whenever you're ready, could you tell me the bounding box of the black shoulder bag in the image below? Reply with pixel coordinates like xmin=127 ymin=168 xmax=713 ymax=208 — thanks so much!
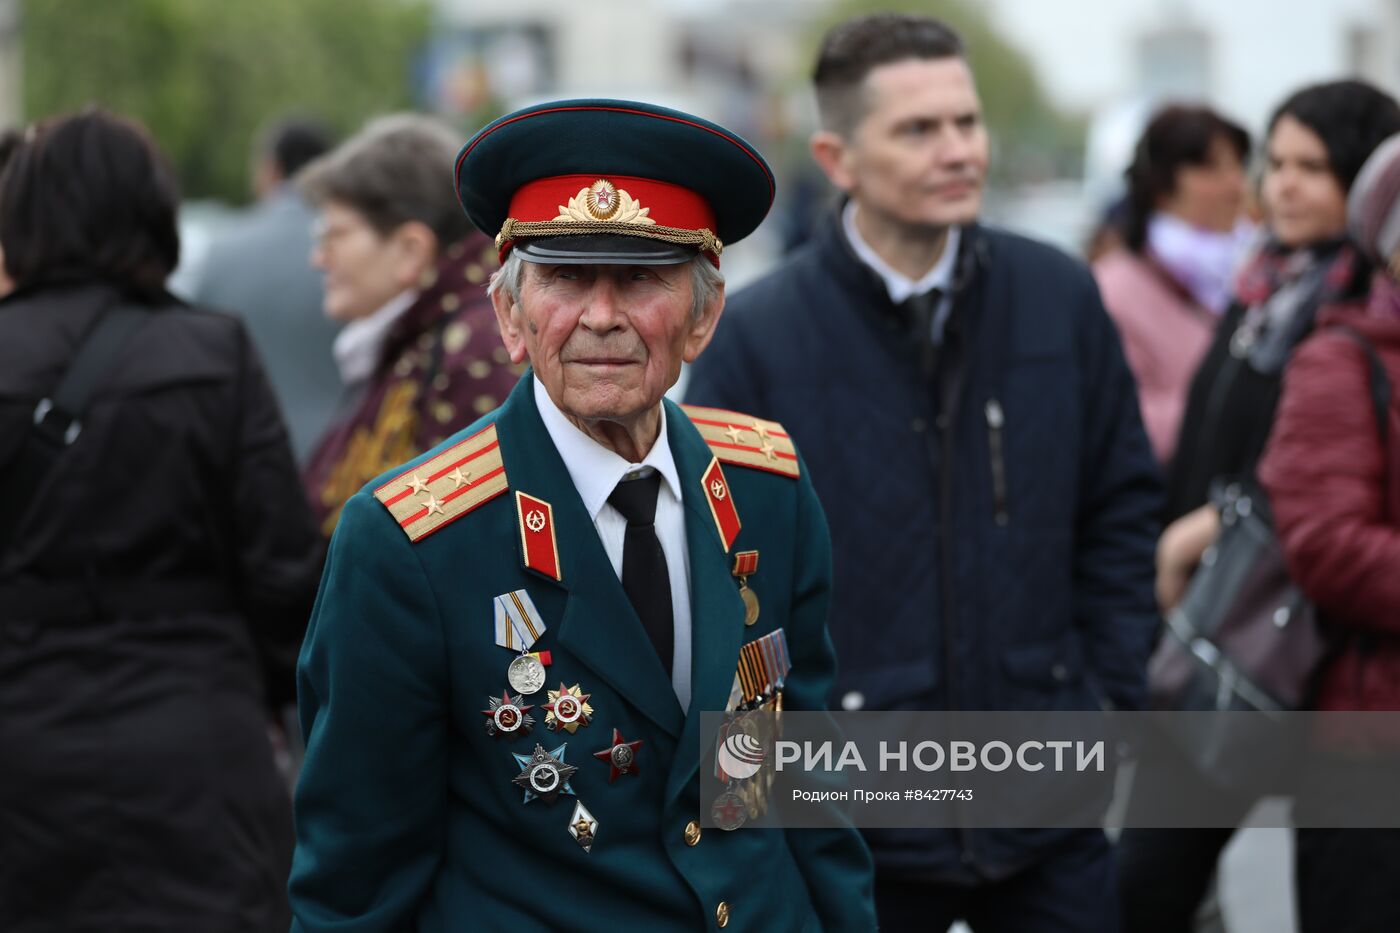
xmin=1147 ymin=324 xmax=1390 ymax=792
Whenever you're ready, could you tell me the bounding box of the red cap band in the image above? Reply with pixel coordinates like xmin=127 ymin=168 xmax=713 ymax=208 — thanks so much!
xmin=507 ymin=174 xmax=716 ymax=232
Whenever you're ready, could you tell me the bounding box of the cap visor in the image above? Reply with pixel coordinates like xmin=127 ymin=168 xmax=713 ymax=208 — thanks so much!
xmin=514 ymin=234 xmax=698 ymax=265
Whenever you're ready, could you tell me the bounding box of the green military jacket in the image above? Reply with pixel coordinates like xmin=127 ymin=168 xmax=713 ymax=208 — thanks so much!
xmin=289 ymin=374 xmax=875 ymax=931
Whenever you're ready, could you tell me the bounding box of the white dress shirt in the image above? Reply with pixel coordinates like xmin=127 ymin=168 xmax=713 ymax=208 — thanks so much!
xmin=842 ymin=200 xmax=959 ymax=343
xmin=533 ymin=378 xmax=694 ymax=708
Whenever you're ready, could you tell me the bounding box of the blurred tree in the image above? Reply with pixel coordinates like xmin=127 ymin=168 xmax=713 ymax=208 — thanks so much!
xmin=21 ymin=0 xmax=432 ymax=202
xmin=807 ymin=0 xmax=1086 ymax=180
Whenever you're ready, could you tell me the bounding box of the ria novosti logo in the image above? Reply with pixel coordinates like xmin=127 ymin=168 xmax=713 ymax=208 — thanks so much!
xmin=718 ymin=731 xmax=766 ymax=780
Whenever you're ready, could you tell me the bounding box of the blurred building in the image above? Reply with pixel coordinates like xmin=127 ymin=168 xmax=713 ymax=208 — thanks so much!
xmin=984 ymin=0 xmax=1400 ymax=202
xmin=426 ymin=0 xmax=819 ymax=286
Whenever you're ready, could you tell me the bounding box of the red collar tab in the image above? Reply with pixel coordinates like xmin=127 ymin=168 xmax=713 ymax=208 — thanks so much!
xmin=701 ymin=458 xmax=742 ymax=552
xmin=515 ymin=491 xmax=562 ymax=581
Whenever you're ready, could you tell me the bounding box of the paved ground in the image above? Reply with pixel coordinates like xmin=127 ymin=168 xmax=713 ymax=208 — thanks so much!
xmin=946 ymin=798 xmax=1299 ymax=933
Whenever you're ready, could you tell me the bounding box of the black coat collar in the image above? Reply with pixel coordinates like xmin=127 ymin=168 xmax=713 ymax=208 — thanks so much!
xmin=808 ymin=201 xmax=988 ymax=332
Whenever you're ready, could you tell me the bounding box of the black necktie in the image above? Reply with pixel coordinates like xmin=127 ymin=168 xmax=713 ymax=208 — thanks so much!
xmin=902 ymin=287 xmax=944 ymax=376
xmin=608 ymin=473 xmax=674 ymax=672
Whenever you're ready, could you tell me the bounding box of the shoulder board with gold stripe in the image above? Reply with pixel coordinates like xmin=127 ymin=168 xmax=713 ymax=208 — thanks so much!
xmin=373 ymin=423 xmax=508 ymax=542
xmin=680 ymin=404 xmax=799 ymax=478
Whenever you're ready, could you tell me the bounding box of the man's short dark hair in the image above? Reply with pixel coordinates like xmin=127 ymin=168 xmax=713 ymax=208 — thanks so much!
xmin=0 ymin=108 xmax=179 ymax=299
xmin=260 ymin=116 xmax=334 ymax=180
xmin=813 ymin=13 xmax=965 ymax=137
xmin=1268 ymin=80 xmax=1400 ymax=194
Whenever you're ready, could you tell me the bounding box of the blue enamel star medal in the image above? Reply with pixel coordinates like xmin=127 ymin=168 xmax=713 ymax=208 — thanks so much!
xmin=512 ymin=743 xmax=577 ymax=805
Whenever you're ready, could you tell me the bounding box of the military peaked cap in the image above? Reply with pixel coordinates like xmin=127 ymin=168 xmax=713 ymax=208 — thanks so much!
xmin=455 ymin=99 xmax=774 ymax=267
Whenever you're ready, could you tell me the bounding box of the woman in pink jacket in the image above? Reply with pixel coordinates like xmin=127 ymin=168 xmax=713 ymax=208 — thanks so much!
xmin=1093 ymin=105 xmax=1254 ymax=465
xmin=1259 ymin=132 xmax=1400 ymax=933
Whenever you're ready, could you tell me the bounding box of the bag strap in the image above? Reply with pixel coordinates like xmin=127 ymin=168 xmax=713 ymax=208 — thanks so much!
xmin=0 ymin=304 xmax=148 ymax=554
xmin=1329 ymin=324 xmax=1391 ymax=446
xmin=1318 ymin=325 xmax=1392 ymax=659
xmin=34 ymin=306 xmax=149 ymax=446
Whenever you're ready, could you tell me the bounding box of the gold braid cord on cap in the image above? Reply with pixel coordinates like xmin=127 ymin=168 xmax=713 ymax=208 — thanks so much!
xmin=496 ymin=219 xmax=722 ymax=256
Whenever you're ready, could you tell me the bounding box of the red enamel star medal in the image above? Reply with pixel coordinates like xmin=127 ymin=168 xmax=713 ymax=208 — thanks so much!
xmin=592 ymin=728 xmax=643 ymax=782
xmin=482 ymin=691 xmax=535 ymax=738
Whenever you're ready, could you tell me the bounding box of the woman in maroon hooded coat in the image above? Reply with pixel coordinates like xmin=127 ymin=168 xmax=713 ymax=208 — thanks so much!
xmin=298 ymin=114 xmax=522 ymax=539
xmin=1259 ymin=132 xmax=1400 ymax=933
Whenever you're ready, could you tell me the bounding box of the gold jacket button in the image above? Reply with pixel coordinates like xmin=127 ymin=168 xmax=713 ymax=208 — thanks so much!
xmin=716 ymin=901 xmax=730 ymax=928
xmin=684 ymin=820 xmax=702 ymax=846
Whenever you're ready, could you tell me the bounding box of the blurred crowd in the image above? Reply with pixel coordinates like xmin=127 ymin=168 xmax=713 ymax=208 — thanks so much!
xmin=1 ymin=8 xmax=1400 ymax=932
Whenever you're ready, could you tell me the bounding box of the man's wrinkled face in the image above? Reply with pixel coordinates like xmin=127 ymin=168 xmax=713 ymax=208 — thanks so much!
xmin=493 ymin=261 xmax=723 ymax=425
xmin=837 ymin=57 xmax=989 ymax=230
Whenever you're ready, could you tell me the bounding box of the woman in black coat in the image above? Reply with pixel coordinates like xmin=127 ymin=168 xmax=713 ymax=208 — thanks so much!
xmin=0 ymin=111 xmax=320 ymax=931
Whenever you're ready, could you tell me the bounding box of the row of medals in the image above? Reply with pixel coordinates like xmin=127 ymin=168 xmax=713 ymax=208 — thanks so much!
xmin=711 ymin=690 xmax=780 ymax=832
xmin=487 ymin=575 xmax=765 ymax=845
xmin=713 ymin=573 xmax=773 ymax=831
xmin=487 ymin=651 xmax=629 ymax=853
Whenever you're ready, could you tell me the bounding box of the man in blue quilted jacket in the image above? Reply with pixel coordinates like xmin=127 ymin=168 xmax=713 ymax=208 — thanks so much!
xmin=688 ymin=13 xmax=1163 ymax=933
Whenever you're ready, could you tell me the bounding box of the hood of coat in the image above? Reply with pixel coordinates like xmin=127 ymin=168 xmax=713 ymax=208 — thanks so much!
xmin=1316 ymin=274 xmax=1400 ymax=345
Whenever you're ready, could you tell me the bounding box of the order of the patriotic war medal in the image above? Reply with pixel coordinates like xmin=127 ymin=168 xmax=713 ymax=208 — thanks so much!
xmin=507 ymin=653 xmax=547 ymax=695
xmin=512 ymin=743 xmax=577 ymax=805
xmin=544 ymin=683 xmax=594 ymax=733
xmin=593 ymin=728 xmax=643 ymax=782
xmin=482 ymin=691 xmax=535 ymax=738
xmin=568 ymin=800 xmax=599 ymax=853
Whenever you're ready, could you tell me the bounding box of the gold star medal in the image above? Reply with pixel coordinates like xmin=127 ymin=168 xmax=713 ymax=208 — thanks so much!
xmin=544 ymin=683 xmax=594 ymax=733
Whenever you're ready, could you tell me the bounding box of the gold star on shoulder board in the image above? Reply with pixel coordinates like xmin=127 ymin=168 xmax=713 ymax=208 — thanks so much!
xmin=407 ymin=473 xmax=429 ymax=496
xmin=759 ymin=442 xmax=777 ymax=462
xmin=750 ymin=420 xmax=770 ymax=441
xmin=423 ymin=494 xmax=445 ymax=517
xmin=723 ymin=425 xmax=745 ymax=444
xmin=447 ymin=467 xmax=472 ymax=489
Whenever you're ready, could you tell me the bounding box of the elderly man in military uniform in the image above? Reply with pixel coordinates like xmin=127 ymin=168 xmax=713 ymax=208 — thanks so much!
xmin=288 ymin=99 xmax=877 ymax=932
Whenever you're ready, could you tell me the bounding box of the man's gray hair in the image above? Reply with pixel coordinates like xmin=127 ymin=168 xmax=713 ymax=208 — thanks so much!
xmin=487 ymin=251 xmax=723 ymax=321
xmin=298 ymin=113 xmax=471 ymax=245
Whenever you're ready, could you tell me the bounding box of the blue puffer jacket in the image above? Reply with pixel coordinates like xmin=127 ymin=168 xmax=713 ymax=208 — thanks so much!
xmin=687 ymin=215 xmax=1163 ymax=882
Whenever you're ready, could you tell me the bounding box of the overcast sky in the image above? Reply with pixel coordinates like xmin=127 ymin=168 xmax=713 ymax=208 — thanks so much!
xmin=981 ymin=0 xmax=1384 ymax=126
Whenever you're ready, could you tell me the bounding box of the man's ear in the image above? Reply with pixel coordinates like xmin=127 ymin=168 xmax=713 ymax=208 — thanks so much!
xmin=810 ymin=129 xmax=856 ymax=193
xmin=682 ymin=274 xmax=726 ymax=364
xmin=491 ymin=275 xmax=530 ymax=366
